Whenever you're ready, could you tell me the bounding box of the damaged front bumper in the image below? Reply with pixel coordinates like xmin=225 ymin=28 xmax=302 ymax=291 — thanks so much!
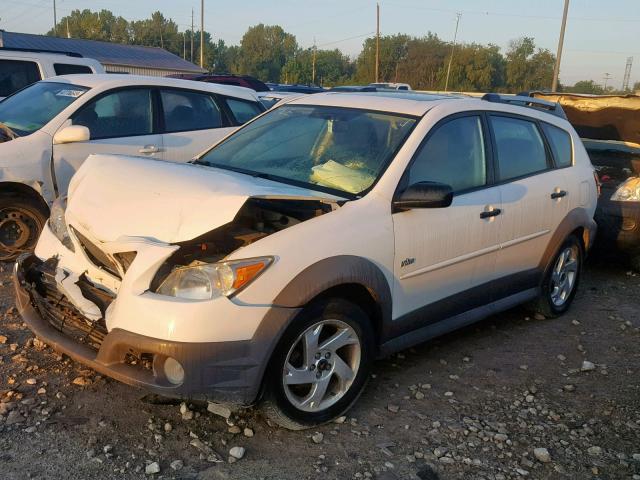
xmin=13 ymin=254 xmax=298 ymax=405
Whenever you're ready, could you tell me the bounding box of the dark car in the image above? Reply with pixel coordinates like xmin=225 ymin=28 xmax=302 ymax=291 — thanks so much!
xmin=329 ymin=85 xmax=378 ymax=92
xmin=532 ymin=92 xmax=640 ymax=269
xmin=168 ymin=73 xmax=270 ymax=92
xmin=268 ymin=83 xmax=325 ymax=94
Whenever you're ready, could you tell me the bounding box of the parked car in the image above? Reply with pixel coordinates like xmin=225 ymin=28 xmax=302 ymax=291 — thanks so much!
xmin=531 ymin=92 xmax=640 ymax=269
xmin=168 ymin=73 xmax=270 ymax=92
xmin=0 ymin=48 xmax=104 ymax=100
xmin=256 ymin=90 xmax=301 ymax=109
xmin=14 ymin=91 xmax=597 ymax=429
xmin=329 ymin=85 xmax=378 ymax=92
xmin=0 ymin=73 xmax=265 ymax=260
xmin=268 ymin=83 xmax=325 ymax=94
xmin=368 ymin=82 xmax=412 ymax=91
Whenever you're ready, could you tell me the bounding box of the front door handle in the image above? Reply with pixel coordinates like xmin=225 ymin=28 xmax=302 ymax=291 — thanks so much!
xmin=139 ymin=145 xmax=160 ymax=154
xmin=480 ymin=208 xmax=502 ymax=219
xmin=551 ymin=190 xmax=568 ymax=199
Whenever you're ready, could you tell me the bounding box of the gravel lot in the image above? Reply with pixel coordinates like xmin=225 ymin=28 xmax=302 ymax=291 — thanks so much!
xmin=1 ymin=254 xmax=639 ymax=480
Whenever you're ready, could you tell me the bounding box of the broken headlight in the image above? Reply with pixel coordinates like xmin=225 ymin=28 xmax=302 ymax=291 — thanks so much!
xmin=610 ymin=177 xmax=640 ymax=202
xmin=48 ymin=196 xmax=75 ymax=252
xmin=156 ymin=256 xmax=273 ymax=300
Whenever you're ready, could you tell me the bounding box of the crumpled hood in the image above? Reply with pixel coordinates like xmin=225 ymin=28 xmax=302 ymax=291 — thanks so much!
xmin=66 ymin=154 xmax=341 ymax=243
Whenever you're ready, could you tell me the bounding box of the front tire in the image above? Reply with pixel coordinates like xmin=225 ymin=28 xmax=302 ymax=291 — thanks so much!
xmin=531 ymin=234 xmax=583 ymax=318
xmin=0 ymin=196 xmax=47 ymax=262
xmin=261 ymin=298 xmax=374 ymax=430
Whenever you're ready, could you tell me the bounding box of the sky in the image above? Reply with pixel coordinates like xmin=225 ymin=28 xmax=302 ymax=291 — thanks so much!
xmin=1 ymin=0 xmax=639 ymax=88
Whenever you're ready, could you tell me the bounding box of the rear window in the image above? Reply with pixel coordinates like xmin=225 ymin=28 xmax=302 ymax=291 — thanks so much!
xmin=541 ymin=123 xmax=573 ymax=168
xmin=491 ymin=116 xmax=549 ymax=181
xmin=54 ymin=63 xmax=93 ymax=75
xmin=224 ymin=98 xmax=263 ymax=124
xmin=160 ymin=89 xmax=223 ymax=132
xmin=0 ymin=59 xmax=41 ymax=97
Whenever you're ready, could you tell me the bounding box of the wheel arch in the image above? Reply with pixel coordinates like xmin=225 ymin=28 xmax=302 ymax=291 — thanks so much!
xmin=0 ymin=181 xmax=50 ymax=215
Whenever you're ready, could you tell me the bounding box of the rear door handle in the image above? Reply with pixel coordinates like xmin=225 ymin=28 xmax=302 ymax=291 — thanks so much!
xmin=139 ymin=145 xmax=160 ymax=154
xmin=480 ymin=208 xmax=502 ymax=219
xmin=550 ymin=190 xmax=567 ymax=199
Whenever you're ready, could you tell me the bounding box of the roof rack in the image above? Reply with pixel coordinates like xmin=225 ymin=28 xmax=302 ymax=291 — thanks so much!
xmin=481 ymin=93 xmax=567 ymax=119
xmin=0 ymin=46 xmax=83 ymax=58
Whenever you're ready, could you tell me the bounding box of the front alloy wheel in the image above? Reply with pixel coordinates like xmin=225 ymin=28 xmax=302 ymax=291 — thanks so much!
xmin=262 ymin=298 xmax=374 ymax=430
xmin=283 ymin=319 xmax=361 ymax=412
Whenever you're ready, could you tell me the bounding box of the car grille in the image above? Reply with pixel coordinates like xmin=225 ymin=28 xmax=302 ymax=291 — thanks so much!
xmin=27 ymin=263 xmax=111 ymax=351
xmin=71 ymin=227 xmax=122 ymax=278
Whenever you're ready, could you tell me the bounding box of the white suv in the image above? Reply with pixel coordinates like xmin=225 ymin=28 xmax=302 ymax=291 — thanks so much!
xmin=0 ymin=74 xmax=264 ymax=260
xmin=14 ymin=91 xmax=598 ymax=429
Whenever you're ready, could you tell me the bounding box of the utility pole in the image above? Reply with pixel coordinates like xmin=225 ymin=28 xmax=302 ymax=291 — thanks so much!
xmin=312 ymin=38 xmax=317 ymax=85
xmin=375 ymin=2 xmax=380 ymax=83
xmin=200 ymin=0 xmax=205 ymax=69
xmin=623 ymin=57 xmax=633 ymax=91
xmin=52 ymin=0 xmax=57 ymax=36
xmin=552 ymin=0 xmax=570 ymax=92
xmin=66 ymin=17 xmax=70 ymax=38
xmin=603 ymin=73 xmax=612 ymax=91
xmin=444 ymin=12 xmax=461 ymax=92
xmin=183 ymin=32 xmax=186 ymax=59
xmin=190 ymin=9 xmax=194 ymax=63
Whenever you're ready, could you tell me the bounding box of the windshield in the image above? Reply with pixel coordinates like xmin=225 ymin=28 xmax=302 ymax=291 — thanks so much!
xmin=0 ymin=81 xmax=89 ymax=137
xmin=198 ymin=105 xmax=417 ymax=196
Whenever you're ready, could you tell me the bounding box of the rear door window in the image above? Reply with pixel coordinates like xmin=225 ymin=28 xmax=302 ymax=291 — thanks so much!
xmin=490 ymin=115 xmax=549 ymax=181
xmin=541 ymin=123 xmax=573 ymax=168
xmin=0 ymin=59 xmax=41 ymax=97
xmin=54 ymin=63 xmax=94 ymax=75
xmin=224 ymin=98 xmax=263 ymax=125
xmin=160 ymin=89 xmax=223 ymax=132
xmin=72 ymin=88 xmax=153 ymax=139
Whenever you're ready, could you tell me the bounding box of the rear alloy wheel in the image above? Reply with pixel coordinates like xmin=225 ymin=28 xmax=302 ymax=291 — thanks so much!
xmin=0 ymin=197 xmax=47 ymax=262
xmin=531 ymin=235 xmax=583 ymax=318
xmin=261 ymin=298 xmax=374 ymax=430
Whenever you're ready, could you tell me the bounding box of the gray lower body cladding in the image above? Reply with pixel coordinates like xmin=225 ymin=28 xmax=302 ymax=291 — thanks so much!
xmin=14 ymin=254 xmax=300 ymax=405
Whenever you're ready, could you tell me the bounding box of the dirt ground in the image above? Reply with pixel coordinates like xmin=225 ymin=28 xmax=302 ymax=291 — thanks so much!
xmin=1 ymin=254 xmax=639 ymax=480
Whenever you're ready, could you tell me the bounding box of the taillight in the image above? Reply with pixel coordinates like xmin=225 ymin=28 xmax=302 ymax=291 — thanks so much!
xmin=593 ymin=171 xmax=601 ymax=197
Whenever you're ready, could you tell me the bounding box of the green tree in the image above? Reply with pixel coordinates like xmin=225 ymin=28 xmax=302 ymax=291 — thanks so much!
xmin=505 ymin=37 xmax=555 ymax=92
xmin=565 ymin=80 xmax=605 ymax=95
xmin=236 ymin=24 xmax=297 ymax=81
xmin=282 ymin=48 xmax=353 ymax=85
xmin=395 ymin=34 xmax=448 ymax=90
xmin=354 ymin=34 xmax=411 ymax=84
xmin=632 ymin=81 xmax=640 ymax=92
xmin=48 ymin=9 xmax=130 ymax=43
xmin=442 ymin=43 xmax=506 ymax=92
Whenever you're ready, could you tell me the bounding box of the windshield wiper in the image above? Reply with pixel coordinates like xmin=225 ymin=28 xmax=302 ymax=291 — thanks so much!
xmin=0 ymin=122 xmax=18 ymax=140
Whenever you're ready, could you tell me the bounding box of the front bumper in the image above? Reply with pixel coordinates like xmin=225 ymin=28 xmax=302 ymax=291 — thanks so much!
xmin=595 ymin=193 xmax=640 ymax=255
xmin=14 ymin=254 xmax=299 ymax=405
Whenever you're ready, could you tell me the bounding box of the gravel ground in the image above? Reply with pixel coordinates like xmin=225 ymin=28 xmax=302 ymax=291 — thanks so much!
xmin=1 ymin=255 xmax=639 ymax=480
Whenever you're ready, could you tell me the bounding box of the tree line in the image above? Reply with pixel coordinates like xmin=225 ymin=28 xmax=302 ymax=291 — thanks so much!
xmin=49 ymin=9 xmax=636 ymax=94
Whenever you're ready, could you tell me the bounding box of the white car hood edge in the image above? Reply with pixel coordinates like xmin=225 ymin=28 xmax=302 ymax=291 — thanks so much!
xmin=66 ymin=154 xmax=343 ymax=244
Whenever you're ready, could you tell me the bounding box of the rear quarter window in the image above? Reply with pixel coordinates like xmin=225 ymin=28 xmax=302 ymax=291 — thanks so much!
xmin=224 ymin=98 xmax=263 ymax=124
xmin=541 ymin=123 xmax=573 ymax=168
xmin=54 ymin=63 xmax=94 ymax=75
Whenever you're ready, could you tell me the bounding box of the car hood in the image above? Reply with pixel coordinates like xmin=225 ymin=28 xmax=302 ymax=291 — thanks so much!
xmin=66 ymin=154 xmax=343 ymax=243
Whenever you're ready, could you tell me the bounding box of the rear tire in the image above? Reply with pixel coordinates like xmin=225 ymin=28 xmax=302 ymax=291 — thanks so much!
xmin=0 ymin=196 xmax=47 ymax=262
xmin=530 ymin=234 xmax=583 ymax=318
xmin=260 ymin=298 xmax=374 ymax=430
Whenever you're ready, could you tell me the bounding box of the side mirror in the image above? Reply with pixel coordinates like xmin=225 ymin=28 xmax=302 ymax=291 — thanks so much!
xmin=53 ymin=125 xmax=90 ymax=145
xmin=393 ymin=181 xmax=453 ymax=211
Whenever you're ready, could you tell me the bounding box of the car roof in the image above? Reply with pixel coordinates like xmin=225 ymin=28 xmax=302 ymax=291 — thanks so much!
xmin=285 ymin=91 xmax=462 ymax=116
xmin=40 ymin=74 xmax=260 ymax=101
xmin=0 ymin=49 xmax=101 ymax=65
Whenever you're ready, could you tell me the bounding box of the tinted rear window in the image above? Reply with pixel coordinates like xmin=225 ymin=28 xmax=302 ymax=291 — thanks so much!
xmin=54 ymin=63 xmax=93 ymax=75
xmin=224 ymin=98 xmax=263 ymax=124
xmin=491 ymin=116 xmax=549 ymax=181
xmin=542 ymin=123 xmax=573 ymax=168
xmin=0 ymin=59 xmax=41 ymax=97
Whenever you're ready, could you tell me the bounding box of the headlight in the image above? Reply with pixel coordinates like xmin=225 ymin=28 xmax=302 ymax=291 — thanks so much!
xmin=611 ymin=177 xmax=640 ymax=202
xmin=48 ymin=196 xmax=75 ymax=252
xmin=156 ymin=256 xmax=273 ymax=300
